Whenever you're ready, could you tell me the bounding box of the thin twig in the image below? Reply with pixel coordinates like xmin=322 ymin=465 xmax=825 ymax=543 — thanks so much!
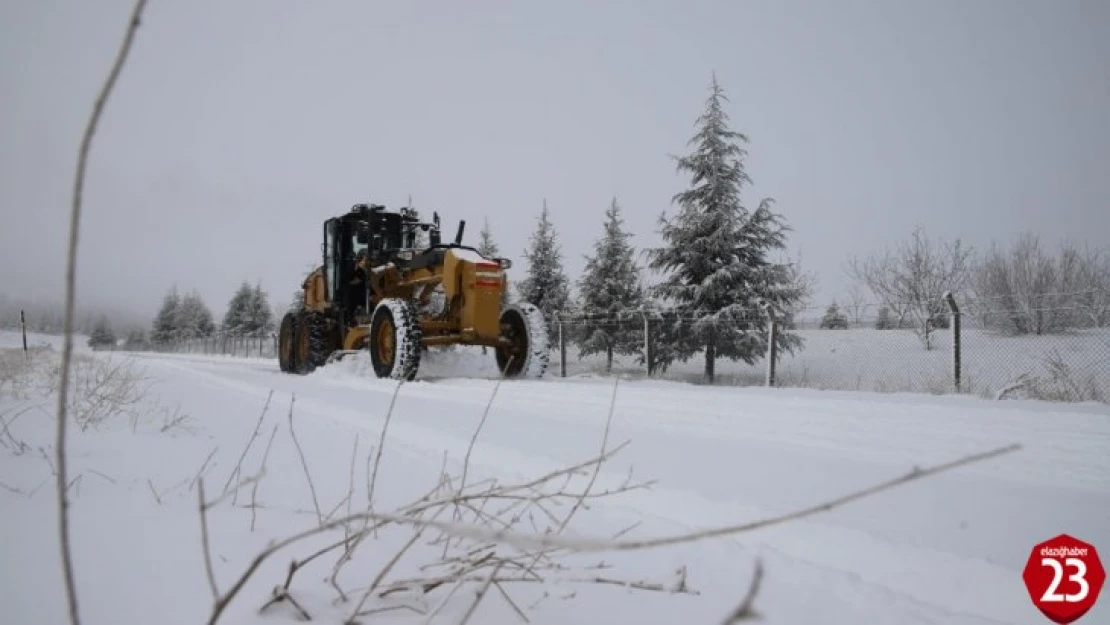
xmin=251 ymin=423 xmax=280 ymax=532
xmin=147 ymin=479 xmax=162 ymax=505
xmin=494 ymin=580 xmax=530 ymax=623
xmin=1 ymin=481 xmax=26 ymax=496
xmin=719 ymin=558 xmax=764 ymax=623
xmin=222 ymin=390 xmax=272 ymax=498
xmin=286 ymin=395 xmax=324 ymax=527
xmin=191 ymin=446 xmax=219 ymax=491
xmin=368 ymin=380 xmax=404 ymax=510
xmin=346 ymin=525 xmax=427 ymax=622
xmin=345 ymin=434 xmax=360 ymax=540
xmin=87 ymin=469 xmax=117 ymax=485
xmin=460 ymin=356 xmax=513 ymax=492
xmin=456 ymin=561 xmax=506 ymax=625
xmin=557 ymin=375 xmax=618 ymax=532
xmin=56 ymin=3 xmax=150 ymax=623
xmin=329 ymin=379 xmax=405 ymax=593
xmin=347 ymin=443 xmax=1022 ymax=554
xmin=198 ymin=480 xmax=220 ymax=601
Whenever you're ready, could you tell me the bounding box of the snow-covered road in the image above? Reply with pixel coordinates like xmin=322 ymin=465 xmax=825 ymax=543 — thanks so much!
xmin=3 ymin=343 xmax=1108 ymax=625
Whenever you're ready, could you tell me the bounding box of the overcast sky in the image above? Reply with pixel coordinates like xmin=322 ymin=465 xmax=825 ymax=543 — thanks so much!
xmin=2 ymin=0 xmax=1108 ymax=324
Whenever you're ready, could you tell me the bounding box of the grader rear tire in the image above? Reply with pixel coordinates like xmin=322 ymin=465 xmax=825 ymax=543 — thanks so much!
xmin=294 ymin=310 xmax=334 ymax=374
xmin=278 ymin=311 xmax=297 ymax=373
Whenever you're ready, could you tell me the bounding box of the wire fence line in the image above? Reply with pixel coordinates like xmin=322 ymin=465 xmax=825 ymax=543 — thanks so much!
xmin=120 ymin=333 xmax=279 ymax=360
xmin=87 ymin=290 xmax=1109 ymax=404
xmin=549 ymin=294 xmax=1110 ymax=403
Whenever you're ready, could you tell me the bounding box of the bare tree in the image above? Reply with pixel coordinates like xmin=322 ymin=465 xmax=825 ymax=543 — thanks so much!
xmin=847 ymin=225 xmax=974 ymax=349
xmin=1065 ymin=242 xmax=1110 ymax=328
xmin=845 ymin=284 xmax=867 ymax=326
xmin=970 ymin=234 xmax=1110 ymax=334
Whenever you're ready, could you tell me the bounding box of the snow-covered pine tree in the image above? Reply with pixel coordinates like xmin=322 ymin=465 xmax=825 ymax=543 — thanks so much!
xmin=123 ymin=328 xmax=149 ymax=350
xmin=820 ymin=301 xmax=849 ymax=329
xmin=87 ymin=316 xmax=116 ymax=350
xmin=875 ymin=304 xmax=895 ymax=330
xmin=575 ymin=197 xmax=645 ymax=373
xmin=248 ymin=283 xmax=275 ymax=337
xmin=288 ymin=289 xmax=305 ymax=313
xmin=645 ymin=74 xmax=804 ymax=383
xmin=476 ymin=217 xmax=510 ymax=309
xmin=517 ymin=200 xmax=571 ymax=330
xmin=151 ymin=286 xmax=181 ymax=345
xmin=175 ymin=290 xmax=216 ymax=340
xmin=222 ymin=281 xmax=253 ymax=336
xmin=477 ymin=217 xmax=499 ymax=257
xmin=224 ymin=281 xmax=275 ymax=337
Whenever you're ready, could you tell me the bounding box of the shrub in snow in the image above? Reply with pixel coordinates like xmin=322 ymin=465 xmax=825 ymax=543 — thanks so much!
xmin=819 ymin=302 xmax=849 ymax=330
xmin=87 ymin=316 xmax=117 ymax=350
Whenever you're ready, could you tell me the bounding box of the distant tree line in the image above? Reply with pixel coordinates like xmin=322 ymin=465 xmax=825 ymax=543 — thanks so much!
xmin=101 ymin=281 xmax=279 ymax=350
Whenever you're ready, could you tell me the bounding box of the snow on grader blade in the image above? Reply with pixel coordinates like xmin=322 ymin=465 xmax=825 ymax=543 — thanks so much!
xmin=277 ymin=202 xmax=549 ymax=381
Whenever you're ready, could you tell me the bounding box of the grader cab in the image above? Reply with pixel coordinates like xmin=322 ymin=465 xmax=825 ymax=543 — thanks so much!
xmin=278 ymin=203 xmax=549 ymax=380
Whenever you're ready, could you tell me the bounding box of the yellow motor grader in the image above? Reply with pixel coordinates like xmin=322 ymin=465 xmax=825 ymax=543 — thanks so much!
xmin=277 ymin=203 xmax=549 ymax=380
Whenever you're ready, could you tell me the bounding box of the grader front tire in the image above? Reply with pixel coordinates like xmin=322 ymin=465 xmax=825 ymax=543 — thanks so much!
xmin=368 ymin=299 xmax=423 ymax=381
xmin=496 ymin=303 xmax=550 ymax=379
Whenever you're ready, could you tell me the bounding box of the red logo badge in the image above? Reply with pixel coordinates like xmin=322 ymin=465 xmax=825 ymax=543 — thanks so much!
xmin=1022 ymin=534 xmax=1105 ymax=623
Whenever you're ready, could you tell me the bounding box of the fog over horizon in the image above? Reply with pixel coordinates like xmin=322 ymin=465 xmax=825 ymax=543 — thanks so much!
xmin=2 ymin=0 xmax=1108 ymax=328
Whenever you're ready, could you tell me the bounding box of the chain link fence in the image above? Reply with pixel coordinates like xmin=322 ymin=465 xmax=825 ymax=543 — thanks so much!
xmin=101 ymin=291 xmax=1108 ymax=404
xmin=130 ymin=334 xmax=279 ymax=360
xmin=551 ymin=294 xmax=1110 ymax=403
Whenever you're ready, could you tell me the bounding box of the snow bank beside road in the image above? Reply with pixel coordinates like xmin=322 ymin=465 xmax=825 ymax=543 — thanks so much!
xmin=2 ymin=344 xmax=1107 ymax=624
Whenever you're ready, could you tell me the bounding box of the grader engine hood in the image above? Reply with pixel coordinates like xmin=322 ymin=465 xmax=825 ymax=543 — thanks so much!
xmin=443 ymin=248 xmax=507 ymax=341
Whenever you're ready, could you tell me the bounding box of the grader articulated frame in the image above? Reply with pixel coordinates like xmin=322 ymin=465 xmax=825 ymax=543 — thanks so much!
xmin=277 ymin=203 xmax=549 ymax=381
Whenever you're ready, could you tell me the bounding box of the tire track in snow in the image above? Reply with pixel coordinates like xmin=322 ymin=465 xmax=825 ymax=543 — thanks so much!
xmin=132 ymin=353 xmax=1094 ymax=624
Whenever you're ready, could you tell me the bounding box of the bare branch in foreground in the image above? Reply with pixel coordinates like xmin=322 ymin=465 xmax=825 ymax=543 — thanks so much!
xmin=367 ymin=380 xmax=404 ymax=511
xmin=459 ymin=355 xmax=513 ymax=492
xmin=360 ymin=442 xmax=1022 ymax=554
xmin=287 ymin=394 xmax=324 ymax=527
xmin=198 ymin=480 xmax=220 ymax=601
xmin=55 ymin=2 xmax=150 ymax=621
xmin=190 ymin=446 xmax=219 ymax=492
xmin=202 ymin=368 xmax=1019 ymax=625
xmin=328 ymin=379 xmax=405 ymax=595
xmin=222 ymin=390 xmax=273 ymax=499
xmin=719 ymin=558 xmax=763 ymax=624
xmin=1 ymin=481 xmax=27 ymax=496
xmin=556 ymin=376 xmax=618 ymax=537
xmin=250 ymin=423 xmax=281 ymax=532
xmin=455 ymin=561 xmax=506 ymax=625
xmin=345 ymin=434 xmax=360 ymax=540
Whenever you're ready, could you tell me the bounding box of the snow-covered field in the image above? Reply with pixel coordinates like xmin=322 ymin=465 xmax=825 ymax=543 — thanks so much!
xmin=2 ymin=331 xmax=1109 ymax=625
xmin=560 ymin=326 xmax=1110 ymax=399
xmin=156 ymin=325 xmax=1110 ymax=401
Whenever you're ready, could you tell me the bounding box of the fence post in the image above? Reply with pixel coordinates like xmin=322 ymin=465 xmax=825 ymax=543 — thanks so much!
xmin=944 ymin=291 xmax=961 ymax=393
xmin=20 ymin=309 xmax=28 ymax=354
xmin=765 ymin=315 xmax=779 ymax=387
xmin=641 ymin=309 xmax=652 ymax=378
xmin=558 ymin=314 xmax=566 ymax=378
